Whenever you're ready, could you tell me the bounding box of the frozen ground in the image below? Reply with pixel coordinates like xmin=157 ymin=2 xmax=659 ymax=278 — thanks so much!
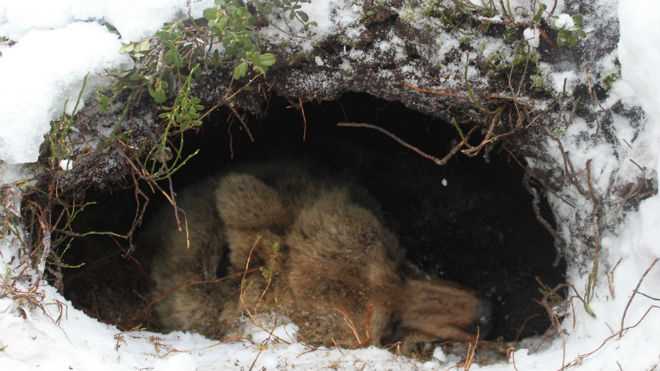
xmin=1 ymin=0 xmax=660 ymax=370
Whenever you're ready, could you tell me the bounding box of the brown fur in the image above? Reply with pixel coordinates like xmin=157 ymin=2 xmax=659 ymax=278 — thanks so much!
xmin=144 ymin=163 xmax=488 ymax=353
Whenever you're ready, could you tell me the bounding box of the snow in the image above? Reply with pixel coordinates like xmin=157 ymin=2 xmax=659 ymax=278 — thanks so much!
xmin=261 ymin=0 xmax=361 ymax=52
xmin=301 ymin=0 xmax=360 ymax=37
xmin=619 ymin=1 xmax=660 ymax=173
xmin=523 ymin=27 xmax=540 ymax=49
xmin=2 ymin=0 xmax=660 ymax=370
xmin=0 ymin=0 xmax=214 ymax=42
xmin=553 ymin=13 xmax=576 ymax=30
xmin=0 ymin=22 xmax=130 ymax=164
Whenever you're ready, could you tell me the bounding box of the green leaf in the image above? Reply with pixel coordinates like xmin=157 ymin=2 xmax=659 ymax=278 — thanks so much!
xmin=164 ymin=47 xmax=183 ymax=68
xmin=533 ymin=4 xmax=546 ymax=23
xmin=135 ymin=39 xmax=151 ymax=53
xmin=233 ymin=61 xmax=249 ymax=80
xmin=119 ymin=43 xmax=134 ymax=54
xmin=156 ymin=30 xmax=173 ymax=43
xmin=573 ymin=15 xmax=584 ymax=28
xmin=203 ymin=8 xmax=218 ymax=21
xmin=296 ymin=10 xmax=309 ymax=22
xmin=96 ymin=91 xmax=111 ymax=112
xmin=149 ymin=79 xmax=168 ymax=104
xmin=257 ymin=53 xmax=276 ymax=67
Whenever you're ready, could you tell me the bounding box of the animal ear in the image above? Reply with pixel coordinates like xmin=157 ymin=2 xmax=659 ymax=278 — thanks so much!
xmin=215 ymin=174 xmax=288 ymax=229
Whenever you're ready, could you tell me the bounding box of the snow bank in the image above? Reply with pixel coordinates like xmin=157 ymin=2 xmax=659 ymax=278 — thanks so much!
xmin=0 ymin=0 xmax=214 ymax=42
xmin=1 ymin=0 xmax=660 ymax=370
xmin=0 ymin=22 xmax=130 ymax=164
xmin=619 ymin=0 xmax=660 ymax=174
xmin=0 ymin=0 xmax=214 ymax=165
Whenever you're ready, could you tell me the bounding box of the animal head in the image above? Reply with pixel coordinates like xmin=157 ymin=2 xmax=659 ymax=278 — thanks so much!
xmin=387 ymin=278 xmax=492 ymax=348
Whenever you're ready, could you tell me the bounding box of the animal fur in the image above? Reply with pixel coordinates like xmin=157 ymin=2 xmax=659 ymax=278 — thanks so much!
xmin=144 ymin=162 xmax=490 ymax=353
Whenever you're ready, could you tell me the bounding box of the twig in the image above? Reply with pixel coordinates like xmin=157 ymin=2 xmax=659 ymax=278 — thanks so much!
xmin=607 ymin=258 xmax=623 ymax=299
xmin=298 ymin=96 xmax=308 ymax=142
xmin=334 ymin=306 xmax=364 ymax=346
xmin=227 ymin=104 xmax=255 ymax=143
xmin=140 ymin=267 xmax=259 ymax=317
xmin=227 ymin=120 xmax=235 ymax=159
xmin=619 ymin=257 xmax=659 ymax=338
xmin=239 ymin=235 xmax=263 ymax=315
xmin=548 ymin=0 xmax=558 ymax=17
xmin=537 ymin=289 xmax=567 ymax=370
xmin=402 ymin=82 xmax=469 ymax=100
xmin=462 ymin=327 xmax=479 ymax=371
xmin=523 ymin=168 xmax=564 ymax=265
xmin=558 ymin=258 xmax=660 ymax=370
xmin=543 ymin=127 xmax=589 ymax=196
xmin=507 ymin=346 xmax=520 ymax=371
xmin=461 ymin=107 xmax=502 ymax=157
xmin=561 ymin=305 xmax=660 ymax=370
xmin=584 ymin=159 xmax=603 ymax=303
xmin=636 ymin=291 xmax=660 ymax=301
xmin=337 ymin=121 xmax=476 ymax=166
xmin=247 ymin=347 xmax=264 ymax=371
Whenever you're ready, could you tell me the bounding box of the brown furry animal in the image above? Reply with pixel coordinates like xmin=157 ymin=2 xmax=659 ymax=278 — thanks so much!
xmin=144 ymin=163 xmax=491 ymax=353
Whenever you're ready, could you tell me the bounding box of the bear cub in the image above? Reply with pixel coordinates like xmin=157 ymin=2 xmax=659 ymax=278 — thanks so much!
xmin=144 ymin=162 xmax=491 ymax=353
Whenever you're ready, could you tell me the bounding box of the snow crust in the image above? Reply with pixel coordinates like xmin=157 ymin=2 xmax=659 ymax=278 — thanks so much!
xmin=1 ymin=0 xmax=660 ymax=370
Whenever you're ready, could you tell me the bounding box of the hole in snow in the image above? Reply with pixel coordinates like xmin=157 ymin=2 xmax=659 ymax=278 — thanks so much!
xmin=53 ymin=93 xmax=566 ymax=349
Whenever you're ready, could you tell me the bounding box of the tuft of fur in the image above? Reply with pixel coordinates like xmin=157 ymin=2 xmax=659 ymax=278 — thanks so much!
xmin=145 ymin=163 xmax=488 ymax=352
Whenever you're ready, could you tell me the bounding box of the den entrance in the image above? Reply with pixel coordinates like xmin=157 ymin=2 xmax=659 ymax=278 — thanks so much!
xmin=56 ymin=92 xmax=565 ymax=346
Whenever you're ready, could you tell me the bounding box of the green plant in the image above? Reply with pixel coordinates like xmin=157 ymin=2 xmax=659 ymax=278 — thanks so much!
xmin=530 ymin=72 xmax=545 ymax=91
xmin=144 ymin=66 xmax=204 ymax=181
xmin=602 ymin=61 xmax=621 ymax=91
xmin=204 ymin=0 xmax=276 ymax=79
xmin=48 ymin=74 xmax=89 ymax=166
xmin=553 ymin=15 xmax=586 ymax=48
xmin=252 ymin=0 xmax=317 ymax=32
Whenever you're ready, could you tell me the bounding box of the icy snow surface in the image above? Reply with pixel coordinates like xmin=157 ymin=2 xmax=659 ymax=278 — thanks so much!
xmin=1 ymin=0 xmax=660 ymax=370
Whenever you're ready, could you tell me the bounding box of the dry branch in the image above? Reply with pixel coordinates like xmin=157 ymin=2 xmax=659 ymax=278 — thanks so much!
xmin=337 ymin=121 xmax=476 ymax=166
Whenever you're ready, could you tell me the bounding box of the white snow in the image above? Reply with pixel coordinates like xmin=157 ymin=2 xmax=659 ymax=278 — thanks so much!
xmin=261 ymin=0 xmax=361 ymax=52
xmin=523 ymin=27 xmax=541 ymax=49
xmin=540 ymin=66 xmax=579 ymax=94
xmin=0 ymin=22 xmax=131 ymax=164
xmin=434 ymin=34 xmax=460 ymax=64
xmin=554 ymin=13 xmax=576 ymax=30
xmin=2 ymin=0 xmax=660 ymax=370
xmin=0 ymin=0 xmax=216 ymax=165
xmin=300 ymin=1 xmax=360 ymax=37
xmin=468 ymin=0 xmax=566 ymax=21
xmin=59 ymin=159 xmax=73 ymax=171
xmin=0 ymin=0 xmax=214 ymax=42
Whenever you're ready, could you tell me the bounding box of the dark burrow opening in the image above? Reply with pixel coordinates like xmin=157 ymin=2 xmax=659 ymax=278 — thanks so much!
xmin=53 ymin=92 xmax=566 ymax=346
